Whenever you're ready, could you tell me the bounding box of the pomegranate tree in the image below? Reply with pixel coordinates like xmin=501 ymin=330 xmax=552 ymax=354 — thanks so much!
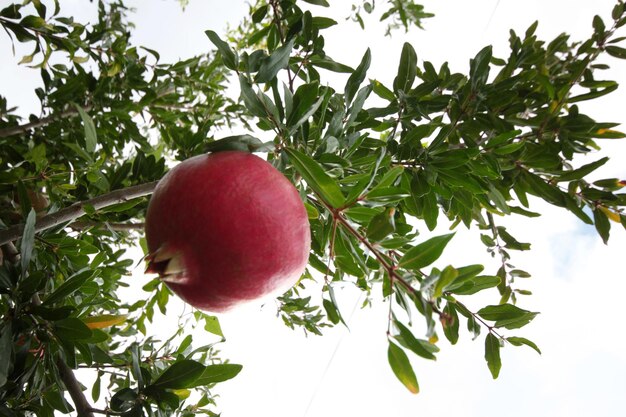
xmin=144 ymin=151 xmax=310 ymax=312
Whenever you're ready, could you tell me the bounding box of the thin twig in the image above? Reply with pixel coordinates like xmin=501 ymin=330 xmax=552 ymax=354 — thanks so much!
xmin=0 ymin=105 xmax=92 ymax=138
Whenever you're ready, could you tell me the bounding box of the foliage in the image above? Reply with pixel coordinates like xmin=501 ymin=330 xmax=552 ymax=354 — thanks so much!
xmin=1 ymin=0 xmax=626 ymax=414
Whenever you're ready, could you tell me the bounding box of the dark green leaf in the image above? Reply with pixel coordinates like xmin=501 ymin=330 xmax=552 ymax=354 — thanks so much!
xmin=284 ymin=148 xmax=345 ymax=208
xmin=388 ymin=342 xmax=419 ymax=394
xmin=239 ymin=75 xmax=267 ymax=117
xmin=593 ymin=207 xmax=611 ymax=244
xmin=323 ymin=299 xmax=340 ymax=324
xmin=205 ymin=135 xmax=272 ymax=153
xmin=484 ymin=333 xmax=501 ymax=379
xmin=393 ymin=42 xmax=417 ymax=93
xmin=53 ymin=318 xmax=93 ymax=341
xmin=205 ymin=30 xmax=238 ymax=70
xmin=43 ymin=269 xmax=97 ymax=306
xmin=256 ymin=39 xmax=294 ymax=83
xmin=366 ymin=208 xmax=396 ymax=241
xmin=110 ymin=388 xmax=138 ymax=413
xmin=345 ymin=48 xmax=371 ymax=105
xmin=308 ymin=56 xmax=353 ymax=73
xmin=152 ymin=360 xmax=206 ymax=389
xmin=606 ymin=45 xmax=626 ymax=59
xmin=558 ymin=157 xmax=609 ymax=182
xmin=393 ymin=320 xmax=437 ymax=360
xmin=470 ymin=46 xmax=492 ymax=89
xmin=399 ymin=233 xmax=455 ymax=270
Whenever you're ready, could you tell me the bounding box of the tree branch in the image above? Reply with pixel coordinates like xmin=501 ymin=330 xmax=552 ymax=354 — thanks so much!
xmin=0 ymin=181 xmax=158 ymax=245
xmin=0 ymin=105 xmax=92 ymax=138
xmin=70 ymin=221 xmax=146 ymax=231
xmin=56 ymin=359 xmax=96 ymax=417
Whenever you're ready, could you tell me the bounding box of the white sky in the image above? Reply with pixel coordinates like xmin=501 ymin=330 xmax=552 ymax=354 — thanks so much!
xmin=2 ymin=1 xmax=626 ymax=416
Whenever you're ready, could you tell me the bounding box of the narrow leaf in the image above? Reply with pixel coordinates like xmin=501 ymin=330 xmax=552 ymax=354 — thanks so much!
xmin=284 ymin=148 xmax=345 ymax=208
xmin=399 ymin=233 xmax=455 ymax=270
xmin=73 ymin=104 xmax=97 ymax=153
xmin=84 ymin=314 xmax=128 ymax=329
xmin=205 ymin=30 xmax=238 ymax=70
xmin=256 ymin=38 xmax=295 ymax=83
xmin=191 ymin=364 xmax=243 ymax=387
xmin=20 ymin=209 xmax=37 ymax=274
xmin=393 ymin=42 xmax=417 ymax=93
xmin=152 ymin=360 xmax=206 ymax=389
xmin=388 ymin=342 xmax=419 ymax=394
xmin=345 ymin=48 xmax=371 ymax=105
xmin=484 ymin=333 xmax=501 ymax=379
xmin=507 ymin=336 xmax=541 ymax=354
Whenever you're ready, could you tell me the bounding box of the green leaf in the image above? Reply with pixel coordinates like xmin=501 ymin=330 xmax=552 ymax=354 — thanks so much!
xmin=366 ymin=208 xmax=396 ymax=242
xmin=284 ymin=148 xmax=345 ymax=208
xmin=20 ymin=209 xmax=37 ymax=274
xmin=470 ymin=46 xmax=492 ymax=89
xmin=110 ymin=388 xmax=138 ymax=413
xmin=484 ymin=333 xmax=501 ymax=379
xmin=399 ymin=233 xmax=455 ymax=270
xmin=238 ymin=75 xmax=267 ymax=117
xmin=507 ymin=336 xmax=541 ymax=354
xmin=568 ymin=83 xmax=618 ymax=102
xmin=345 ymin=48 xmax=371 ymax=105
xmin=53 ymin=318 xmax=93 ymax=341
xmin=388 ymin=341 xmax=419 ymax=394
xmin=152 ymin=360 xmax=206 ymax=389
xmin=442 ymin=302 xmax=460 ymax=344
xmin=205 ymin=135 xmax=272 ymax=153
xmin=557 ymin=157 xmax=609 ymax=182
xmin=605 ymin=45 xmax=626 ymax=59
xmin=433 ymin=265 xmax=459 ymax=298
xmin=43 ymin=269 xmax=97 ymax=306
xmin=205 ymin=30 xmax=238 ymax=70
xmin=191 ymin=364 xmax=243 ymax=387
xmin=323 ymin=299 xmax=340 ymax=324
xmin=393 ymin=320 xmax=437 ymax=360
xmin=308 ymin=56 xmax=353 ymax=73
xmin=393 ymin=42 xmax=417 ymax=93
xmin=203 ymin=315 xmax=224 ymax=338
xmin=301 ymin=0 xmax=330 ymax=6
xmin=256 ymin=38 xmax=295 ymax=83
xmin=593 ymin=207 xmax=611 ymax=244
xmin=477 ymin=303 xmax=538 ymax=329
xmin=73 ymin=104 xmax=97 ymax=153
xmin=449 ymin=275 xmax=500 ymax=295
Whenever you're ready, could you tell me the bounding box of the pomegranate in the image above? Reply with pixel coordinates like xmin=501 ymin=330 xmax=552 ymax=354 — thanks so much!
xmin=144 ymin=151 xmax=310 ymax=312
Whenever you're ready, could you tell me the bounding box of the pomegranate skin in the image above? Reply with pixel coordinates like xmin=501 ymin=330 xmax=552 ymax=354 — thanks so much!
xmin=144 ymin=151 xmax=310 ymax=312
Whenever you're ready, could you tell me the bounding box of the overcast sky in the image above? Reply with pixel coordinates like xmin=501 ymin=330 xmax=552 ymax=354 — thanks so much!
xmin=2 ymin=1 xmax=626 ymax=416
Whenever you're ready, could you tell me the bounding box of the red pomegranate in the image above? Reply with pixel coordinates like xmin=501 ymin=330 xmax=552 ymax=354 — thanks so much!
xmin=144 ymin=151 xmax=310 ymax=312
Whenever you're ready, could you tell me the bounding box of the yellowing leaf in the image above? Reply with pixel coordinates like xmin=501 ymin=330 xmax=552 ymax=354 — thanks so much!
xmin=171 ymin=389 xmax=191 ymax=400
xmin=599 ymin=206 xmax=621 ymax=223
xmin=84 ymin=314 xmax=128 ymax=329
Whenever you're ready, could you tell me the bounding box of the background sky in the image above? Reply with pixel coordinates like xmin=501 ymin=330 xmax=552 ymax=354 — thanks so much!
xmin=2 ymin=1 xmax=626 ymax=416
